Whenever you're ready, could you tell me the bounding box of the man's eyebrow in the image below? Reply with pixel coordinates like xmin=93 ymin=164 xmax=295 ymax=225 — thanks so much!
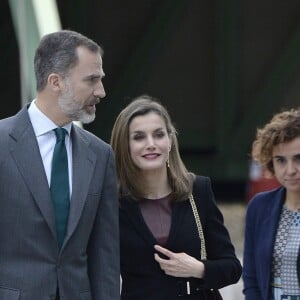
xmin=84 ymin=74 xmax=103 ymax=81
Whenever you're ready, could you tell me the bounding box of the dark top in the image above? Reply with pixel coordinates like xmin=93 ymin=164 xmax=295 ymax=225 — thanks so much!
xmin=120 ymin=175 xmax=242 ymax=300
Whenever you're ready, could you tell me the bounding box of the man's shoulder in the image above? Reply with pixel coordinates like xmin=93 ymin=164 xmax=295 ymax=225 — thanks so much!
xmin=0 ymin=107 xmax=27 ymax=131
xmin=72 ymin=124 xmax=110 ymax=150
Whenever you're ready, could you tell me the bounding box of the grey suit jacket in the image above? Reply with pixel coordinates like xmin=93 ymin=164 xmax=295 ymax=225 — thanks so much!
xmin=0 ymin=106 xmax=120 ymax=300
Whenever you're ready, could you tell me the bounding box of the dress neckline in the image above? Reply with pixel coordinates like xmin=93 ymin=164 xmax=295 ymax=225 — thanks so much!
xmin=141 ymin=192 xmax=173 ymax=202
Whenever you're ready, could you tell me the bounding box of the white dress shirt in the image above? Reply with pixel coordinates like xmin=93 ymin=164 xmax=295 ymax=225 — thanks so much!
xmin=28 ymin=100 xmax=73 ymax=196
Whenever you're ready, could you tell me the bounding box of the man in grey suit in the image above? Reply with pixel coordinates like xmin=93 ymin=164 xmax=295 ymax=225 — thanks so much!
xmin=0 ymin=30 xmax=119 ymax=299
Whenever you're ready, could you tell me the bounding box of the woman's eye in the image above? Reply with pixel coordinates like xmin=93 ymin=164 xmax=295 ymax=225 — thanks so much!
xmin=275 ymin=157 xmax=285 ymax=164
xmin=154 ymin=131 xmax=165 ymax=138
xmin=133 ymin=135 xmax=144 ymax=141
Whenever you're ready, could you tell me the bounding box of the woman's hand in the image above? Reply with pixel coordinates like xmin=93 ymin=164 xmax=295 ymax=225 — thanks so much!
xmin=154 ymin=245 xmax=205 ymax=278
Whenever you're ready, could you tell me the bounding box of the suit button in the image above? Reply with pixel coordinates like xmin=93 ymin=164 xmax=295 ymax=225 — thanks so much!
xmin=50 ymin=295 xmax=56 ymax=300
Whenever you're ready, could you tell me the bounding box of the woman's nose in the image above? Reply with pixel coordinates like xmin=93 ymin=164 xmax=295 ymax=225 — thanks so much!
xmin=286 ymin=161 xmax=297 ymax=174
xmin=146 ymin=136 xmax=155 ymax=148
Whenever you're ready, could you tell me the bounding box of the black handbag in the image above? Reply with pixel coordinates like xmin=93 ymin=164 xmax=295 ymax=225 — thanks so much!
xmin=189 ymin=194 xmax=223 ymax=300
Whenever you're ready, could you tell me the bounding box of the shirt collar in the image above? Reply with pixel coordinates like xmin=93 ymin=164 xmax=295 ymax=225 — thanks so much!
xmin=28 ymin=100 xmax=72 ymax=137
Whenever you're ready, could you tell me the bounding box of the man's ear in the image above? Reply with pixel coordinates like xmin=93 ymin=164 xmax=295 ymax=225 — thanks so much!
xmin=47 ymin=73 xmax=63 ymax=92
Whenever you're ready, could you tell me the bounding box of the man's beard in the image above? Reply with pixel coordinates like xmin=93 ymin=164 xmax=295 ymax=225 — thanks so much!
xmin=58 ymin=81 xmax=97 ymax=124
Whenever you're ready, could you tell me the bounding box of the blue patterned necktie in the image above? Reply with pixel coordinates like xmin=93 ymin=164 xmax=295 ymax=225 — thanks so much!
xmin=50 ymin=127 xmax=70 ymax=249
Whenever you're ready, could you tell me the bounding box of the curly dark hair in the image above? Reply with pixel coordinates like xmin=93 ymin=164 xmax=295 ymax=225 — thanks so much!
xmin=252 ymin=108 xmax=300 ymax=174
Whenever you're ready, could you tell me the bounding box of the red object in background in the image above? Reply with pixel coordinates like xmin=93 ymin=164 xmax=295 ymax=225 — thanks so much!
xmin=245 ymin=161 xmax=281 ymax=202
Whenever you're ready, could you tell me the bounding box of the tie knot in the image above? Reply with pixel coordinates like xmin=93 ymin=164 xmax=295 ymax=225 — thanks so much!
xmin=54 ymin=127 xmax=67 ymax=142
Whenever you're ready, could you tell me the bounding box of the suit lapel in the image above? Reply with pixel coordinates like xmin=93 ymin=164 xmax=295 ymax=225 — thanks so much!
xmin=65 ymin=125 xmax=96 ymax=242
xmin=9 ymin=108 xmax=100 ymax=248
xmin=9 ymin=107 xmax=56 ymax=238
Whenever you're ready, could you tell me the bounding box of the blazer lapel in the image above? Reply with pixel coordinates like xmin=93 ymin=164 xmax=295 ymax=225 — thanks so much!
xmin=65 ymin=125 xmax=96 ymax=242
xmin=166 ymin=200 xmax=188 ymax=247
xmin=121 ymin=198 xmax=157 ymax=247
xmin=9 ymin=107 xmax=56 ymax=239
xmin=259 ymin=188 xmax=284 ymax=295
xmin=122 ymin=197 xmax=189 ymax=248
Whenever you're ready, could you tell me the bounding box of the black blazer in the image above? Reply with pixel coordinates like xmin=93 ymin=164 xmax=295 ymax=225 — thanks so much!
xmin=120 ymin=176 xmax=242 ymax=300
